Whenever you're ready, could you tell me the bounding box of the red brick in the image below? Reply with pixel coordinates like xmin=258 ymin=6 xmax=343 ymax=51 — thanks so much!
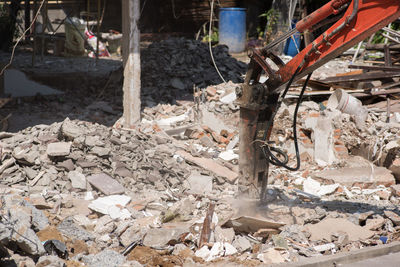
xmin=206 ymin=87 xmax=217 ymax=97
xmin=309 ymin=112 xmax=320 ymax=118
xmin=302 ymin=169 xmax=310 ymax=178
xmin=211 ymin=132 xmax=221 ymax=143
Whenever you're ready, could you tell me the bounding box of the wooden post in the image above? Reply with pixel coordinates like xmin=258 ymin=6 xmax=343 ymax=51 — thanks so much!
xmin=122 ymin=0 xmax=141 ymax=127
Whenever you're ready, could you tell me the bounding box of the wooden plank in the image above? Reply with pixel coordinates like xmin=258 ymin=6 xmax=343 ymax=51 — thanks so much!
xmin=320 ymin=71 xmax=400 ymax=84
xmin=349 ymin=65 xmax=400 ymax=72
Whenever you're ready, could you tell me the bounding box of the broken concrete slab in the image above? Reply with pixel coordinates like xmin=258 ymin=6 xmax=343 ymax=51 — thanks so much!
xmin=365 ymin=217 xmax=385 ymax=231
xmin=304 ymin=218 xmax=374 ymax=242
xmin=177 ymin=150 xmax=237 ymax=183
xmin=219 ymin=150 xmax=238 ymax=161
xmin=186 ymin=173 xmax=213 ymax=195
xmin=318 ymin=183 xmax=340 ymax=196
xmin=87 ymin=173 xmax=125 ymax=195
xmin=88 ymin=195 xmax=131 ymax=220
xmin=57 ymin=217 xmax=94 ymax=241
xmin=214 ymin=226 xmax=235 ymax=244
xmin=142 ymin=227 xmax=188 ymax=248
xmin=82 ymin=249 xmax=126 ymax=267
xmin=257 ymin=248 xmax=285 ymax=264
xmin=303 ymin=177 xmax=321 ymax=196
xmin=232 ymin=235 xmax=252 ymax=253
xmin=384 ymin=211 xmax=400 ymax=226
xmin=68 ymin=170 xmax=87 ymax=190
xmin=60 ymin=118 xmax=85 ymax=140
xmin=46 ymin=142 xmax=71 ymax=157
xmin=312 ymin=167 xmax=395 ymax=188
xmin=0 ymin=205 xmax=46 ymax=256
xmin=314 ymin=115 xmax=337 ymax=166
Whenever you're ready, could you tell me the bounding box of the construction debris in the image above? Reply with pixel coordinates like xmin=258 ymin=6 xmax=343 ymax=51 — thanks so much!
xmin=1 ymin=35 xmax=400 ymax=266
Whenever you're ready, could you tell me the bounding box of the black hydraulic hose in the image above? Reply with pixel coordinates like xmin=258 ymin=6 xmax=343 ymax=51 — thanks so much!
xmin=262 ymin=72 xmax=312 ymax=171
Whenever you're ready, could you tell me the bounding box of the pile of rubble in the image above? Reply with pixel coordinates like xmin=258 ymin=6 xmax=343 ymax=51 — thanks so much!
xmin=141 ymin=38 xmax=247 ymax=105
xmin=1 ymin=74 xmax=400 ymax=266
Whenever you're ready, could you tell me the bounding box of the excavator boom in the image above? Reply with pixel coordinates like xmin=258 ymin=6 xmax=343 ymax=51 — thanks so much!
xmin=237 ymin=0 xmax=400 ymax=200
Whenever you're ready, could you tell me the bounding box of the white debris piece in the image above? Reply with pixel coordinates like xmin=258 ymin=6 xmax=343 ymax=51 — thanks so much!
xmin=85 ymin=191 xmax=94 ymax=201
xmin=313 ymin=243 xmax=335 ymax=252
xmin=224 ymin=243 xmax=238 ymax=256
xmin=156 ymin=113 xmax=189 ymax=126
xmin=226 ymin=135 xmax=239 ymax=151
xmin=219 ymin=150 xmax=238 ymax=161
xmin=303 ymin=177 xmax=321 ymax=196
xmin=88 ymin=195 xmax=131 ymax=220
xmin=314 ymin=116 xmax=336 ymax=166
xmin=195 ymin=246 xmax=211 ymax=260
xmin=187 ymin=173 xmax=213 ymax=195
xmin=220 ymin=92 xmax=236 ymax=104
xmin=318 ymin=184 xmax=340 ymax=196
xmin=208 ymin=242 xmax=224 ymax=261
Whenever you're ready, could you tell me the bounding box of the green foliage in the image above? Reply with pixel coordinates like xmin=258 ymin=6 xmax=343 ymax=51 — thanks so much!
xmin=259 ymin=9 xmax=278 ymax=43
xmin=202 ymin=26 xmax=219 ymax=43
xmin=371 ymin=23 xmax=400 ymax=44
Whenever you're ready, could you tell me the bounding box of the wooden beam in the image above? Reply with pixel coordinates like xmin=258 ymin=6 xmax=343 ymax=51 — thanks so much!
xmin=122 ymin=0 xmax=141 ymax=127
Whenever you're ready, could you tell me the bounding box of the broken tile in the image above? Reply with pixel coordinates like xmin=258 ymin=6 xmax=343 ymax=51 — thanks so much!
xmin=87 ymin=173 xmax=125 ymax=195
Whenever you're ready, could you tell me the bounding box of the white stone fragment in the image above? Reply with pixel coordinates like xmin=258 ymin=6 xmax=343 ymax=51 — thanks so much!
xmin=224 ymin=243 xmax=237 ymax=256
xmin=303 ymin=177 xmax=321 ymax=196
xmin=156 ymin=114 xmax=188 ymax=126
xmin=195 ymin=246 xmax=211 ymax=260
xmin=88 ymin=195 xmax=131 ymax=220
xmin=313 ymin=243 xmax=335 ymax=252
xmin=220 ymin=92 xmax=236 ymax=104
xmin=318 ymin=184 xmax=340 ymax=196
xmin=219 ymin=150 xmax=238 ymax=161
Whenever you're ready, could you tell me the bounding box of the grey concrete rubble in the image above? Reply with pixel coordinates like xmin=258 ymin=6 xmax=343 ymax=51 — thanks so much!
xmin=0 ymin=44 xmax=400 ymax=266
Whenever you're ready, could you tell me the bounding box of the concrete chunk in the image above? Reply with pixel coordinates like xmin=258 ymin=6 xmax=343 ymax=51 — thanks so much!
xmin=68 ymin=170 xmax=87 ymax=190
xmin=88 ymin=195 xmax=131 ymax=220
xmin=87 ymin=173 xmax=125 ymax=195
xmin=46 ymin=142 xmax=71 ymax=157
xmin=313 ymin=167 xmax=395 ymax=188
xmin=143 ymin=227 xmax=188 ymax=247
xmin=187 ymin=173 xmax=213 ymax=195
xmin=304 ymin=218 xmax=374 ymax=242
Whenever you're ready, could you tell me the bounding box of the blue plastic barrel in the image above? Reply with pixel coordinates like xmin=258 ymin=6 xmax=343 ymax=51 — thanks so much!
xmin=219 ymin=8 xmax=246 ymax=53
xmin=285 ymin=34 xmax=301 ymax=57
xmin=284 ymin=21 xmax=301 ymax=57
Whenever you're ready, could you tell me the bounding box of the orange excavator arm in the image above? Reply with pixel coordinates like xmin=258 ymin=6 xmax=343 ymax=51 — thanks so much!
xmin=237 ymin=0 xmax=400 ymax=201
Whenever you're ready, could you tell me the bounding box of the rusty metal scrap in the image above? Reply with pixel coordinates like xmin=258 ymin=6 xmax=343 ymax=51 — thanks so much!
xmin=198 ymin=202 xmax=215 ymax=248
